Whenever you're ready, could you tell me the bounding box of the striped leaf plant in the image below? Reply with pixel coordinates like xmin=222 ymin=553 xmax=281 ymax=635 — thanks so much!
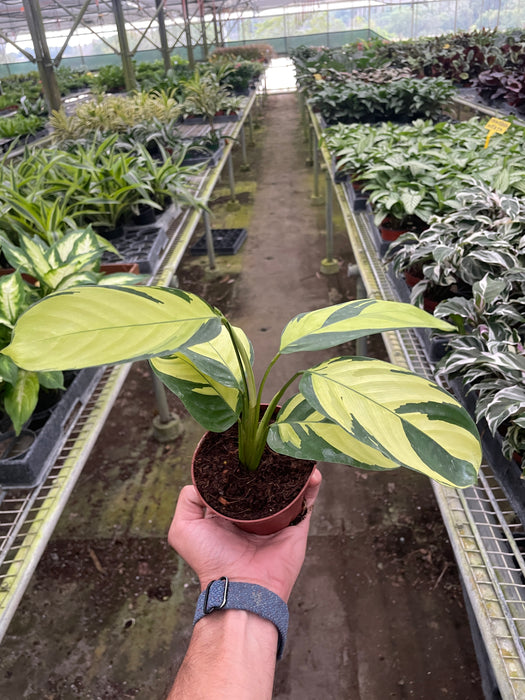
xmin=2 ymin=286 xmax=481 ymax=488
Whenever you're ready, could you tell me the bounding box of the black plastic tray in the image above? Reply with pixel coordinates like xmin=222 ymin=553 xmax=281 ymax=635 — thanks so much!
xmin=0 ymin=366 xmax=104 ymax=489
xmin=191 ymin=228 xmax=247 ymax=256
xmin=102 ymin=223 xmax=169 ymax=273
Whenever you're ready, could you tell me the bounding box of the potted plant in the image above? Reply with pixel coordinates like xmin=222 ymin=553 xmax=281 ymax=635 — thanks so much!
xmin=3 ymin=288 xmax=481 ymax=527
xmin=386 ymin=180 xmax=525 ymax=310
xmin=434 ymin=275 xmax=525 ymax=466
xmin=181 ymin=68 xmax=242 ymax=157
xmin=0 ymin=227 xmax=144 ymax=471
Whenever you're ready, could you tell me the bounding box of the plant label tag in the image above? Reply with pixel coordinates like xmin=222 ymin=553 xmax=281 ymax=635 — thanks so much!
xmin=484 ymin=117 xmax=510 ymax=148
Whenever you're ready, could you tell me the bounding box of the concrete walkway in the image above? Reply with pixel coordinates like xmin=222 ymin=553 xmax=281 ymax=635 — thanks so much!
xmin=0 ymin=93 xmax=482 ymax=699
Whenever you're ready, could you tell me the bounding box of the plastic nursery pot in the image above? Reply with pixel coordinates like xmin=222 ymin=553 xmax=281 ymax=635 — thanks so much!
xmin=191 ymin=408 xmax=316 ymax=536
xmin=191 ymin=437 xmax=315 ymax=536
xmin=378 ymin=220 xmax=408 ymax=242
xmin=404 ymin=270 xmax=423 ymax=288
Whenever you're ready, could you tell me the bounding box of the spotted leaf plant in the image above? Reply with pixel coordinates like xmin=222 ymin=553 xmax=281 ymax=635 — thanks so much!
xmin=2 ymin=287 xmax=481 ymax=488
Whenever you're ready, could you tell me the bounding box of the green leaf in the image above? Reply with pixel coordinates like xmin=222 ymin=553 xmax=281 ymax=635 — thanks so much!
xmin=151 ymin=354 xmax=240 ymax=432
xmin=37 ymin=370 xmax=65 ymax=390
xmin=400 ymin=189 xmax=423 ymax=214
xmin=298 ymin=356 xmax=481 ymax=488
xmin=0 ymin=354 xmax=18 ymax=384
xmin=4 ymin=285 xmax=222 ymax=371
xmin=4 ymin=369 xmax=39 ymax=435
xmin=279 ymin=299 xmax=455 ymax=355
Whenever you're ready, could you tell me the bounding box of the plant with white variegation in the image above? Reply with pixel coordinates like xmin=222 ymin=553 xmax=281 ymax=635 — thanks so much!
xmin=435 ymin=275 xmax=525 ymax=463
xmin=0 ymin=229 xmax=144 ymax=435
xmin=2 ymin=288 xmax=481 ymax=487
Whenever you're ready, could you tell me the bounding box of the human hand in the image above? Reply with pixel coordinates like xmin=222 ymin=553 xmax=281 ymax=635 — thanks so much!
xmin=168 ymin=468 xmax=322 ymax=602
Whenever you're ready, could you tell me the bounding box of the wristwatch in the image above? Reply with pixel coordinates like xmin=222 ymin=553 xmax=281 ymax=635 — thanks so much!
xmin=193 ymin=576 xmax=289 ymax=659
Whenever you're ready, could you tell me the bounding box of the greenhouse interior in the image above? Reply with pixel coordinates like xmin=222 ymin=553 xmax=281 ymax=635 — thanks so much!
xmin=0 ymin=0 xmax=523 ymax=697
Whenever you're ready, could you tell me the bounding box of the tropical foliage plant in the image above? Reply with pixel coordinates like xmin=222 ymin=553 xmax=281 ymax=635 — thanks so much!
xmin=49 ymin=90 xmax=183 ymax=142
xmin=3 ymin=290 xmax=481 ymax=489
xmin=0 ymin=227 xmax=143 ymax=435
xmin=0 ymin=134 xmax=200 ymax=241
xmin=308 ymin=76 xmax=454 ymax=124
xmin=322 ymin=118 xmax=525 ymax=226
xmin=435 ymin=280 xmax=525 ymax=464
xmin=211 ymin=44 xmax=274 ymax=63
xmin=181 ymin=69 xmax=242 ymax=134
xmin=386 ymin=181 xmax=525 ymax=305
xmin=0 ymin=113 xmax=45 ymax=140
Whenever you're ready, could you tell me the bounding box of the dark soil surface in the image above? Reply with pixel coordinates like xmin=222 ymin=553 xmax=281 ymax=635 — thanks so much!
xmin=193 ymin=422 xmax=314 ymax=521
xmin=0 ymin=93 xmax=482 ymax=699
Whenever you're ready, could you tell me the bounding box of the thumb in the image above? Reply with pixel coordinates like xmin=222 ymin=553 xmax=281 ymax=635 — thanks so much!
xmin=168 ymin=485 xmax=206 ymax=542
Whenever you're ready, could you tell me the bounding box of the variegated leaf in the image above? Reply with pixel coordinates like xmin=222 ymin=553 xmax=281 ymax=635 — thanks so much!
xmin=268 ymin=393 xmax=400 ymax=470
xmin=151 ymin=354 xmax=240 ymax=432
xmin=4 ymin=285 xmax=222 ymax=371
xmin=298 ymin=356 xmax=480 ymax=488
xmin=0 ymin=234 xmax=31 ymax=273
xmin=0 ymin=272 xmax=29 ymax=328
xmin=279 ymin=299 xmax=455 ymax=354
xmin=178 ymin=325 xmax=253 ymax=389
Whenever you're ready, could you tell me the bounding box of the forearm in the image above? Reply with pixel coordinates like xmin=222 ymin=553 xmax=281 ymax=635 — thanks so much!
xmin=168 ymin=609 xmax=278 ymax=700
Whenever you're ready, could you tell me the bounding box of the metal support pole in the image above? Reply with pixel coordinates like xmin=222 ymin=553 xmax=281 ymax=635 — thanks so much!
xmin=111 ymin=0 xmax=137 ymax=91
xmin=306 ymin=123 xmax=313 ymax=165
xmin=218 ymin=12 xmax=225 ymax=46
xmin=156 ymin=0 xmax=172 ymax=73
xmin=149 ymin=368 xmax=184 ymax=442
xmin=311 ymin=129 xmax=323 ymax=204
xmin=21 ymin=0 xmax=61 ymax=113
xmin=248 ymin=112 xmax=255 ymax=145
xmin=226 ymin=151 xmax=240 ymax=211
xmin=212 ymin=2 xmax=220 ymax=47
xmin=203 ymin=210 xmax=216 ymax=269
xmin=198 ymin=0 xmax=209 ymax=59
xmin=181 ymin=0 xmax=195 ymax=68
xmin=347 ymin=264 xmax=367 ymax=355
xmin=240 ymin=126 xmax=250 ymax=171
xmin=320 ymin=173 xmax=339 ymax=275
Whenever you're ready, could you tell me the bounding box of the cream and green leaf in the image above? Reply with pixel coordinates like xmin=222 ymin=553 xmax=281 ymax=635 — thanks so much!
xmin=151 ymin=325 xmax=252 ymax=432
xmin=3 ymin=289 xmax=481 ymax=487
xmin=4 ymin=285 xmax=222 ymax=371
xmin=279 ymin=298 xmax=455 ymax=354
xmin=268 ymin=357 xmax=480 ymax=488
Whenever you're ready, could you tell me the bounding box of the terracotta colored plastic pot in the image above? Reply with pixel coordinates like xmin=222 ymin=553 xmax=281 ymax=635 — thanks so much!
xmin=379 ymin=221 xmax=407 ymax=242
xmin=191 ymin=428 xmax=316 ymax=536
xmin=404 ymin=270 xmax=423 ymax=288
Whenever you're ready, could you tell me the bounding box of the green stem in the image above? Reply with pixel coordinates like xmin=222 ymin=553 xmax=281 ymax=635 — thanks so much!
xmin=250 ymin=372 xmax=303 ymax=467
xmin=222 ymin=318 xmax=259 ymax=467
xmin=256 ymin=352 xmax=280 ymax=408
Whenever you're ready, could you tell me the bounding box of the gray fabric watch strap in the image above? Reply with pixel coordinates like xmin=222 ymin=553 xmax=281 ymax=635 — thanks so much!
xmin=193 ymin=577 xmax=289 ymax=660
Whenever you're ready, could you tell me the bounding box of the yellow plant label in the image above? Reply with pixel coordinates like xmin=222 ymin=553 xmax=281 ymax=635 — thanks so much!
xmin=313 ymin=73 xmax=323 ymax=81
xmin=484 ymin=117 xmax=511 ymax=148
xmin=485 ymin=117 xmax=511 ymax=134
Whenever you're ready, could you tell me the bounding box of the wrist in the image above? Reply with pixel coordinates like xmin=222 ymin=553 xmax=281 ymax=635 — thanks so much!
xmin=199 ymin=574 xmax=292 ymax=603
xmin=194 ymin=577 xmax=289 ymax=659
